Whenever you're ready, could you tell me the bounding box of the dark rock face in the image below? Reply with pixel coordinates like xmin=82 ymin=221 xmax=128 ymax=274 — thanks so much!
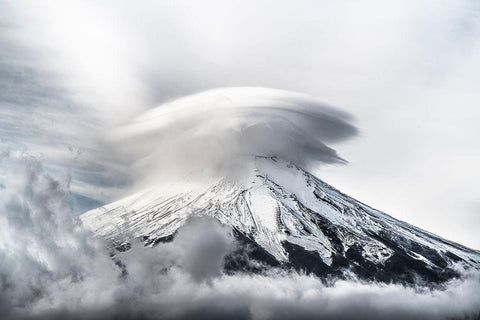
xmin=223 ymin=226 xmax=462 ymax=286
xmin=224 ymin=229 xmax=280 ymax=274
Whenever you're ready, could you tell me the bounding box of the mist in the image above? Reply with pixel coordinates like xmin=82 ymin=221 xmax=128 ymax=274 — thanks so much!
xmin=1 ymin=150 xmax=479 ymax=320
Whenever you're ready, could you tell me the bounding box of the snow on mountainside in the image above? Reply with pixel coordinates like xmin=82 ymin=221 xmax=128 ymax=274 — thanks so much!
xmin=81 ymin=156 xmax=480 ymax=283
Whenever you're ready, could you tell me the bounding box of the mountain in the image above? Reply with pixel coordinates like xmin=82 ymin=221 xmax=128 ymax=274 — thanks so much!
xmin=80 ymin=156 xmax=480 ymax=285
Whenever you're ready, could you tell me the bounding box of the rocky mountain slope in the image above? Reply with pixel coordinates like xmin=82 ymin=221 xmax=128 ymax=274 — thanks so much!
xmin=81 ymin=157 xmax=480 ymax=284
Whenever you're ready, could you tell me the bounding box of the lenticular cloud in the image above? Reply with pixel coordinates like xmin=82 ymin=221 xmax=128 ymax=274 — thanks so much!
xmin=110 ymin=87 xmax=358 ymax=185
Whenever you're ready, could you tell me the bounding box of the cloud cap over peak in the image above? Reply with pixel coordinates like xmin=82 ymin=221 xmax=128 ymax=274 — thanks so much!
xmin=112 ymin=87 xmax=358 ymax=186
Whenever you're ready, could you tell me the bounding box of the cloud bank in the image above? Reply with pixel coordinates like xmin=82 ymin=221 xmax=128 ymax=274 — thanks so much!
xmin=1 ymin=151 xmax=480 ymax=320
xmin=111 ymin=87 xmax=357 ymax=188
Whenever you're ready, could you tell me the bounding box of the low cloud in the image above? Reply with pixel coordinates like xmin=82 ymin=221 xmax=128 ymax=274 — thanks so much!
xmin=0 ymin=148 xmax=119 ymax=316
xmin=1 ymin=151 xmax=480 ymax=320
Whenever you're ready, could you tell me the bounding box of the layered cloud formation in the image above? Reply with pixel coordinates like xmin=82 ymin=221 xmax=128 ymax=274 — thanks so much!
xmin=110 ymin=87 xmax=357 ymax=187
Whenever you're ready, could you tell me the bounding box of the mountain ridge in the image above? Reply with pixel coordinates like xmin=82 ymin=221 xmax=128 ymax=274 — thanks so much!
xmin=80 ymin=156 xmax=480 ymax=284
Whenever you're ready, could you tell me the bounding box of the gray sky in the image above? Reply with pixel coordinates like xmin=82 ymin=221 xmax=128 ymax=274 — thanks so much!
xmin=1 ymin=0 xmax=479 ymax=249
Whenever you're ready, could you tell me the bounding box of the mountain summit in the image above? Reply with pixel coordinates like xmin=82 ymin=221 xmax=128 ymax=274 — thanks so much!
xmin=81 ymin=156 xmax=480 ymax=284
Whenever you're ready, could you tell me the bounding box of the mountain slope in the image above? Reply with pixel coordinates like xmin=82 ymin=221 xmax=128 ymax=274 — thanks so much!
xmin=81 ymin=157 xmax=480 ymax=284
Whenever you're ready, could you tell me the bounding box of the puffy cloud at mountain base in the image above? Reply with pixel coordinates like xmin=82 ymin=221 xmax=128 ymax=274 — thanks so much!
xmin=1 ymin=151 xmax=480 ymax=320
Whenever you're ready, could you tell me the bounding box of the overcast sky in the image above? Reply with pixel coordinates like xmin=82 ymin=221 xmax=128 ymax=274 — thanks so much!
xmin=1 ymin=0 xmax=479 ymax=249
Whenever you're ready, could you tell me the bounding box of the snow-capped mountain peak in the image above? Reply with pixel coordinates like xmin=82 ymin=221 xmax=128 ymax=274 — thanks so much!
xmin=81 ymin=156 xmax=480 ymax=283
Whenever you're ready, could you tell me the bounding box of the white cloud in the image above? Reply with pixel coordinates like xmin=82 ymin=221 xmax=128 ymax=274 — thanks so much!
xmin=1 ymin=151 xmax=479 ymax=320
xmin=109 ymin=87 xmax=357 ymax=189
